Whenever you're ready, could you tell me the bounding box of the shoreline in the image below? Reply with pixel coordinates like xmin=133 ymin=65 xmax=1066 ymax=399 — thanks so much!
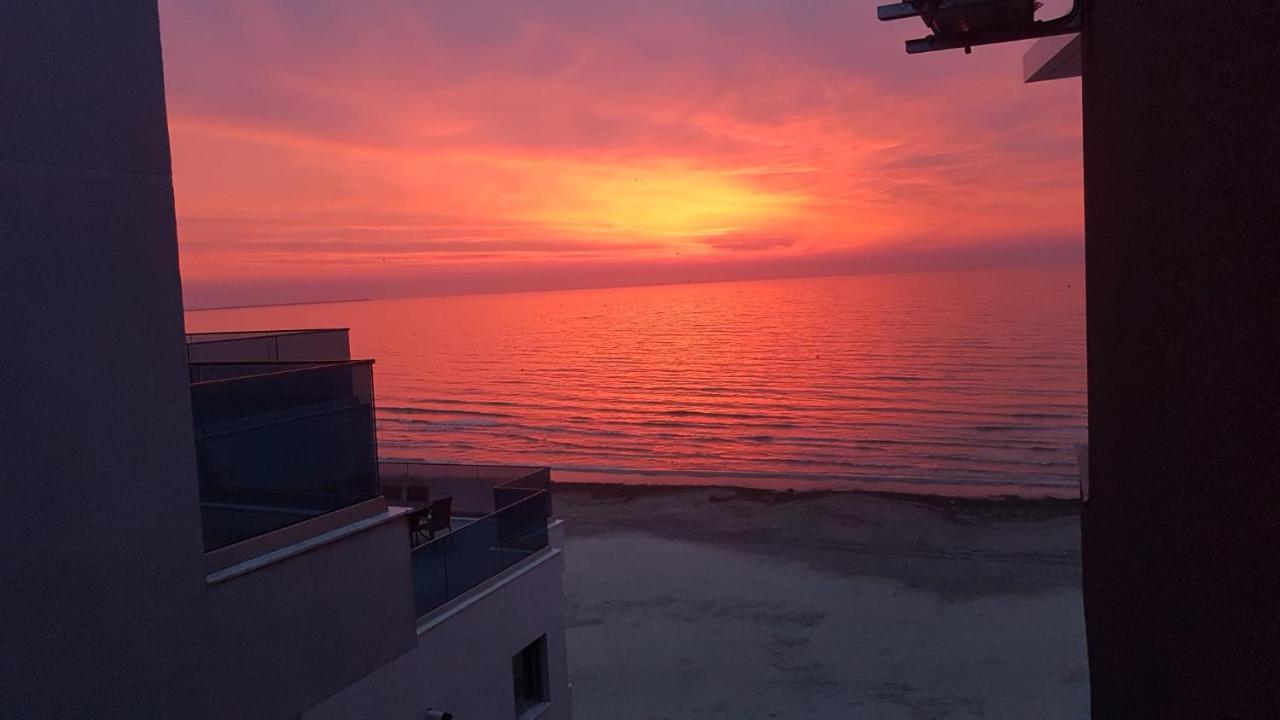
xmin=184 ymin=260 xmax=1085 ymax=309
xmin=551 ymin=467 xmax=1082 ymax=501
xmin=552 ymin=478 xmax=1082 ymax=511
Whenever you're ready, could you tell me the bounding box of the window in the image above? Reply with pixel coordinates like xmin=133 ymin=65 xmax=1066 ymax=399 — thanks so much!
xmin=512 ymin=635 xmax=548 ymax=716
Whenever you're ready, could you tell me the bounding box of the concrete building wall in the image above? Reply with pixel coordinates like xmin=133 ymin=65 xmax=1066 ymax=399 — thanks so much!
xmin=0 ymin=3 xmax=206 ymax=716
xmin=303 ymin=549 xmax=572 ymax=720
xmin=193 ymin=519 xmax=419 ymax=720
xmin=1081 ymin=3 xmax=1280 ymax=717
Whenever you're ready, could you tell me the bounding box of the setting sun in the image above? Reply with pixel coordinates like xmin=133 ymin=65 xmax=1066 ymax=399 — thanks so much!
xmin=528 ymin=161 xmax=805 ymax=246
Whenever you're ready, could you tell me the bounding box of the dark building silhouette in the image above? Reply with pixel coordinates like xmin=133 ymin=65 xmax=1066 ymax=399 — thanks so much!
xmin=1 ymin=4 xmax=571 ymax=718
xmin=886 ymin=0 xmax=1280 ymax=716
xmin=1080 ymin=3 xmax=1279 ymax=718
xmin=1013 ymin=4 xmax=1280 ymax=717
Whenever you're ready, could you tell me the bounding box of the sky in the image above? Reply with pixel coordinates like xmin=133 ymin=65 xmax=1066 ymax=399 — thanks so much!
xmin=158 ymin=0 xmax=1083 ymax=308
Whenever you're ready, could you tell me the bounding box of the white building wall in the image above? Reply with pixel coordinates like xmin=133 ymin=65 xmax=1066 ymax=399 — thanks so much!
xmin=303 ymin=548 xmax=572 ymax=720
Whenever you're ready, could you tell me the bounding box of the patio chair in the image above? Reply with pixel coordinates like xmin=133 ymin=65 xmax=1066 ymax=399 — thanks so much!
xmin=409 ymin=495 xmax=453 ymax=548
xmin=425 ymin=496 xmax=452 ymax=541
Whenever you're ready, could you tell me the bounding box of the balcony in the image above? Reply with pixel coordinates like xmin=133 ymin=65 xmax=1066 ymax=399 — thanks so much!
xmin=379 ymin=461 xmax=554 ymax=617
xmin=191 ymin=360 xmax=381 ymax=555
xmin=185 ymin=329 xmax=558 ymax=606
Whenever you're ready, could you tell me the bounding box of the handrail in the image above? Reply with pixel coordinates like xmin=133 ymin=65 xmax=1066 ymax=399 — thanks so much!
xmin=186 ymin=328 xmax=350 ymax=344
xmin=185 ymin=329 xmax=352 ymax=365
xmin=380 ymin=458 xmax=546 ymax=475
xmin=190 ymin=359 xmax=373 ymax=387
xmin=378 ymin=460 xmax=551 ymax=515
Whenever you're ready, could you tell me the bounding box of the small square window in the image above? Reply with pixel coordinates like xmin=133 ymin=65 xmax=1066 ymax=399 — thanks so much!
xmin=512 ymin=635 xmax=548 ymax=716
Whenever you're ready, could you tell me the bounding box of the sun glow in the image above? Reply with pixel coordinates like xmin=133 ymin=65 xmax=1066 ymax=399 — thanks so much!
xmin=159 ymin=0 xmax=1082 ymax=306
xmin=526 ymin=163 xmax=805 ymax=245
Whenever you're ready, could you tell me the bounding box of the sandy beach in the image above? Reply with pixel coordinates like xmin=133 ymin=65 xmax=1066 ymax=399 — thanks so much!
xmin=556 ymin=484 xmax=1088 ymax=719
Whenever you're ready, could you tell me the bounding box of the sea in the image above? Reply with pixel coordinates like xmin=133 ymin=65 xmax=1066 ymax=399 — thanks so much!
xmin=185 ymin=265 xmax=1087 ymax=498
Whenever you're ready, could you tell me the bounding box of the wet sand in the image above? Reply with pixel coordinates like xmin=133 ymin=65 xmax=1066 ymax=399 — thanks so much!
xmin=556 ymin=484 xmax=1088 ymax=719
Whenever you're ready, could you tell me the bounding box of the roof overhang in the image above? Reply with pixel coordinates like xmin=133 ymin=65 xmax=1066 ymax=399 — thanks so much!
xmin=1024 ymin=33 xmax=1082 ymax=82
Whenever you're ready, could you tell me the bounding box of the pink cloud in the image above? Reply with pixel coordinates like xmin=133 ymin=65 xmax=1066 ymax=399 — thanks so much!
xmin=158 ymin=0 xmax=1082 ymax=306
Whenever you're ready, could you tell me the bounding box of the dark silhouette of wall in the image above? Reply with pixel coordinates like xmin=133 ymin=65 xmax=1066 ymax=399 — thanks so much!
xmin=0 ymin=5 xmax=417 ymax=717
xmin=1081 ymin=2 xmax=1280 ymax=717
xmin=0 ymin=3 xmax=205 ymax=715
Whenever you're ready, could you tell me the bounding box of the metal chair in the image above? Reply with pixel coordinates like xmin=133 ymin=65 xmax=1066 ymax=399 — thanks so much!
xmin=425 ymin=496 xmax=452 ymax=541
xmin=407 ymin=486 xmax=435 ymax=546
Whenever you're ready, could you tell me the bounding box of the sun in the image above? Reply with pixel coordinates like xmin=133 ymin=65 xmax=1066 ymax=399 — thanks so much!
xmin=524 ymin=161 xmax=806 ymax=250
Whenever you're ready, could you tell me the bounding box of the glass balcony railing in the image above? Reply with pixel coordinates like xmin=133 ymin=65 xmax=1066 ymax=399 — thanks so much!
xmin=410 ymin=487 xmax=551 ymax=617
xmin=186 ymin=328 xmax=351 ymax=363
xmin=191 ymin=361 xmax=380 ymax=551
xmin=378 ymin=460 xmax=551 ymax=515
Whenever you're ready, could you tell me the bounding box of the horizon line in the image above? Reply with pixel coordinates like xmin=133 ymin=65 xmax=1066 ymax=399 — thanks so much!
xmin=183 ymin=255 xmax=1084 ymax=312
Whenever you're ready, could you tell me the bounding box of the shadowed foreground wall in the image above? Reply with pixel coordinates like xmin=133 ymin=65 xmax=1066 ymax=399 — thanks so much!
xmin=0 ymin=2 xmax=204 ymax=715
xmin=1081 ymin=2 xmax=1280 ymax=718
xmin=0 ymin=5 xmax=419 ymax=718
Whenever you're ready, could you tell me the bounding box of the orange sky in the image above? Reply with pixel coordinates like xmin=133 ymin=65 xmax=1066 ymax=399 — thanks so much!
xmin=159 ymin=1 xmax=1082 ymax=307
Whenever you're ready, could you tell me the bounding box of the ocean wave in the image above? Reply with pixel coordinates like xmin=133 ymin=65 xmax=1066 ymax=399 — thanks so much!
xmin=381 ymin=405 xmax=514 ymax=419
xmin=267 ymin=267 xmax=1089 ymax=495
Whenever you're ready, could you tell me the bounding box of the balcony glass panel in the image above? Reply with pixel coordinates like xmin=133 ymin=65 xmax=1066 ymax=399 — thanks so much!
xmin=186 ymin=329 xmax=351 ymax=363
xmin=191 ymin=361 xmax=379 ymax=551
xmin=410 ymin=489 xmax=550 ymax=617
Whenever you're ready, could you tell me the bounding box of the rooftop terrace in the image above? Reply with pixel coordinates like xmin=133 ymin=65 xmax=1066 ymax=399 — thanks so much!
xmin=186 ymin=330 xmax=556 ymax=618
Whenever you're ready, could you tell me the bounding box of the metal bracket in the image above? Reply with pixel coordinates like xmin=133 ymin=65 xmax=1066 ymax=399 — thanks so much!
xmin=877 ymin=2 xmax=924 ymax=21
xmin=878 ymin=0 xmax=1081 ymax=55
